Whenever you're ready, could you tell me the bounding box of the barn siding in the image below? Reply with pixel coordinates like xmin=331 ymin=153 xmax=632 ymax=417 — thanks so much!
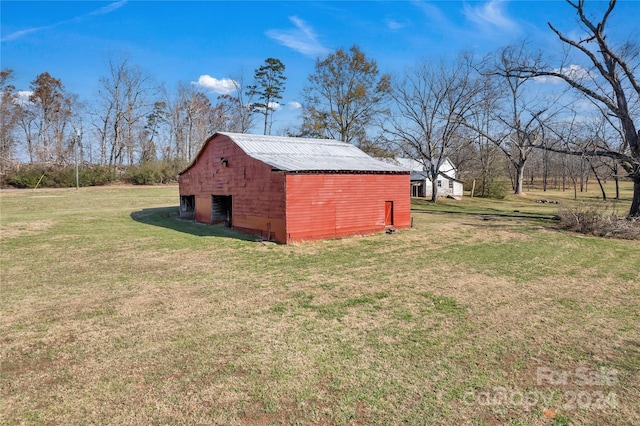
xmin=285 ymin=174 xmax=410 ymax=243
xmin=178 ymin=135 xmax=287 ymax=241
xmin=180 ymin=133 xmax=411 ymax=244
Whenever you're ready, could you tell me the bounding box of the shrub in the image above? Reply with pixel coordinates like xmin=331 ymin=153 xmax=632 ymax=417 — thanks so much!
xmin=5 ymin=165 xmax=116 ymax=188
xmin=123 ymin=161 xmax=183 ymax=185
xmin=558 ymin=203 xmax=640 ymax=240
xmin=5 ymin=162 xmax=185 ymax=188
xmin=81 ymin=165 xmax=116 ymax=186
xmin=472 ymin=177 xmax=511 ymax=199
xmin=6 ymin=166 xmax=50 ymax=188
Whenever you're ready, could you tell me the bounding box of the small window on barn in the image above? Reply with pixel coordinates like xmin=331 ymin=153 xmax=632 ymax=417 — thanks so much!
xmin=437 ymin=179 xmax=442 ymax=188
xmin=449 ymin=180 xmax=454 ymax=189
xmin=180 ymin=195 xmax=195 ymax=219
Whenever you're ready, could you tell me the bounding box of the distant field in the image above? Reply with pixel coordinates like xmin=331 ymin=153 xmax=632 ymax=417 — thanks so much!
xmin=1 ymin=184 xmax=638 ymax=425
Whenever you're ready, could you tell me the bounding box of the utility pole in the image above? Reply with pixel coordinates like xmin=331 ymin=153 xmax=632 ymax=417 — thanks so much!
xmin=73 ymin=124 xmax=81 ymax=190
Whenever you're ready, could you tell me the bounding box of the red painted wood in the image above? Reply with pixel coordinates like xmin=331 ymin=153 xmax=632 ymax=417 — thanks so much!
xmin=285 ymin=174 xmax=410 ymax=243
xmin=179 ymin=134 xmax=287 ymax=241
xmin=385 ymin=201 xmax=393 ymax=226
xmin=180 ymin=134 xmax=411 ymax=244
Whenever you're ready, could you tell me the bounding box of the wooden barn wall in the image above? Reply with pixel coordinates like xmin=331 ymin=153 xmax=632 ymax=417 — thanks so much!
xmin=285 ymin=173 xmax=411 ymax=243
xmin=178 ymin=135 xmax=286 ymax=242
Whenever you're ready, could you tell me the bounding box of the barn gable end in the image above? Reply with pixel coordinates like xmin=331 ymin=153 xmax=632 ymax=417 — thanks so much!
xmin=178 ymin=134 xmax=287 ymax=241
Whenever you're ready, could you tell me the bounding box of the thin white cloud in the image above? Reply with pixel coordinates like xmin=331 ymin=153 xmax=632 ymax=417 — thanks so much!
xmin=266 ymin=16 xmax=330 ymax=58
xmin=463 ymin=0 xmax=518 ymax=34
xmin=534 ymin=65 xmax=595 ymax=84
xmin=16 ymin=91 xmax=34 ymax=106
xmin=288 ymin=101 xmax=302 ymax=110
xmin=385 ymin=18 xmax=408 ymax=30
xmin=533 ymin=75 xmax=563 ymax=85
xmin=192 ymin=76 xmax=238 ymax=95
xmin=1 ymin=1 xmax=128 ymax=42
xmin=1 ymin=28 xmax=44 ymax=42
xmin=88 ymin=0 xmax=128 ymax=17
xmin=411 ymin=1 xmax=447 ymax=24
xmin=251 ymin=102 xmax=282 ymax=112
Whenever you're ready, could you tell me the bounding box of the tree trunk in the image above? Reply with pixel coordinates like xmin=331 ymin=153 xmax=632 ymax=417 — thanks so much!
xmin=630 ymin=175 xmax=640 ymax=218
xmin=431 ymin=181 xmax=438 ymax=203
xmin=594 ymin=174 xmax=606 ymax=201
xmin=514 ymin=162 xmax=524 ymax=194
xmin=430 ymin=165 xmax=439 ymax=203
xmin=481 ymin=173 xmax=488 ymax=197
xmin=27 ymin=140 xmax=34 ymax=163
xmin=588 ymin=160 xmax=606 ymax=201
xmin=542 ymin=150 xmax=549 ymax=192
xmin=263 ymin=111 xmax=269 ymax=135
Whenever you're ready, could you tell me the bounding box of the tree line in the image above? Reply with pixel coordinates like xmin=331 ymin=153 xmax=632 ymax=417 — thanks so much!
xmin=1 ymin=1 xmax=638 ymax=216
xmin=0 ymin=55 xmax=287 ymax=169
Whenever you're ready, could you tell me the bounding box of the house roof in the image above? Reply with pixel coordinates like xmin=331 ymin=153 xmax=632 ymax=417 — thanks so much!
xmin=383 ymin=156 xmax=456 ymax=172
xmin=382 ymin=156 xmax=464 ymax=182
xmin=410 ymin=170 xmax=464 ymax=183
xmin=410 ymin=171 xmax=429 ymax=180
xmin=181 ymin=132 xmax=408 ymax=174
xmin=393 ymin=157 xmax=425 ymax=172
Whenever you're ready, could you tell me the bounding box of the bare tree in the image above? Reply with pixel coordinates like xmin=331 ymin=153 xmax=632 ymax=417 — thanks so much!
xmin=516 ymin=0 xmax=640 ymax=216
xmin=94 ymin=55 xmax=159 ymax=168
xmin=217 ymin=72 xmax=255 ymax=133
xmin=471 ymin=43 xmax=559 ymax=195
xmin=387 ymin=57 xmax=480 ymax=201
xmin=564 ymin=153 xmax=587 ymax=200
xmin=170 ymin=83 xmax=232 ymax=161
xmin=17 ymin=101 xmax=37 ymax=164
xmin=581 ymin=115 xmax=624 ymax=200
xmin=0 ymin=69 xmax=20 ymax=172
xmin=462 ymin=73 xmax=510 ymax=197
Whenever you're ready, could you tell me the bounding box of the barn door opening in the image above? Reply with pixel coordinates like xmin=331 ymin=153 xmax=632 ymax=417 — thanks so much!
xmin=179 ymin=195 xmax=195 ymax=219
xmin=211 ymin=195 xmax=232 ymax=226
xmin=385 ymin=201 xmax=394 ymax=226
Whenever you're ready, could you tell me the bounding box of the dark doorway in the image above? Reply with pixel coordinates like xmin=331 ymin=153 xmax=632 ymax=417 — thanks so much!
xmin=411 ymin=182 xmax=424 ymax=197
xmin=211 ymin=195 xmax=232 ymax=226
xmin=179 ymin=195 xmax=195 ymax=219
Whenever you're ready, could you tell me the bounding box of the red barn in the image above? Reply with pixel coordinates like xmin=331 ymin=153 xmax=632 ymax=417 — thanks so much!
xmin=178 ymin=132 xmax=410 ymax=244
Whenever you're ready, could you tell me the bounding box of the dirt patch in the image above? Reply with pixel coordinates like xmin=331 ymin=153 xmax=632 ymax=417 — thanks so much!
xmin=0 ymin=220 xmax=55 ymax=239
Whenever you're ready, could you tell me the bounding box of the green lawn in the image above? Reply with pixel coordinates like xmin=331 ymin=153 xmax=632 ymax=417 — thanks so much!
xmin=1 ymin=184 xmax=638 ymax=425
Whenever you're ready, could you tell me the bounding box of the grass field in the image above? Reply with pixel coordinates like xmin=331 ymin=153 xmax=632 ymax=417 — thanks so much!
xmin=1 ymin=183 xmax=638 ymax=425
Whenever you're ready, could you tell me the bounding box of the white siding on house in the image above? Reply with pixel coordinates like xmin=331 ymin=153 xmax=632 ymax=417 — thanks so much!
xmin=391 ymin=156 xmax=464 ymax=198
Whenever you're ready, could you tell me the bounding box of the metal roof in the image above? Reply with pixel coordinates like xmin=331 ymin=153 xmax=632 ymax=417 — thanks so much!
xmin=218 ymin=132 xmax=407 ymax=173
xmin=388 ymin=157 xmax=425 ymax=172
xmin=383 ymin=157 xmax=449 ymax=172
xmin=410 ymin=171 xmax=430 ymax=180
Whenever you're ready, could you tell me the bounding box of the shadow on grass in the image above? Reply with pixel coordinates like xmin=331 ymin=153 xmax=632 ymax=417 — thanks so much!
xmin=130 ymin=206 xmax=259 ymax=241
xmin=410 ymin=207 xmax=556 ymax=221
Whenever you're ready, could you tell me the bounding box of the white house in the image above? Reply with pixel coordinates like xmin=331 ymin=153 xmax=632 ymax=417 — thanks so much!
xmin=390 ymin=157 xmax=464 ymax=198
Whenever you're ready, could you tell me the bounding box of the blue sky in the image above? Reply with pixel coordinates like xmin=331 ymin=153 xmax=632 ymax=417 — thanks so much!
xmin=1 ymin=0 xmax=638 ymax=135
